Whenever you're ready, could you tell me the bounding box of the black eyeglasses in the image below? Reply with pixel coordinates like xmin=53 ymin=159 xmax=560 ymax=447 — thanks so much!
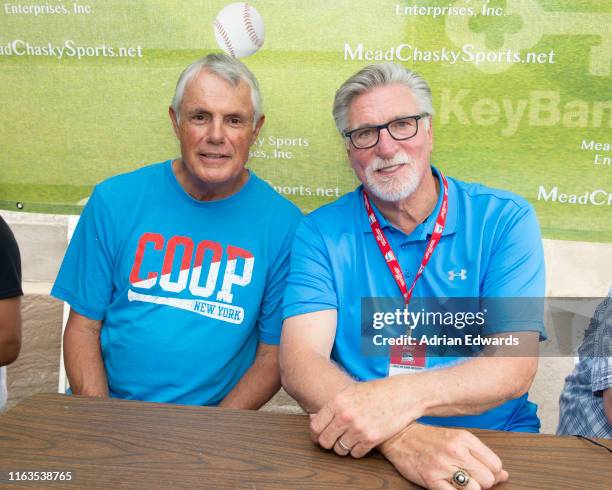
xmin=343 ymin=114 xmax=428 ymax=149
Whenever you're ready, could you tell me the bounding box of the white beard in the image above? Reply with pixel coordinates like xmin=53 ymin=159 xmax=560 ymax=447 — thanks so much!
xmin=362 ymin=151 xmax=421 ymax=202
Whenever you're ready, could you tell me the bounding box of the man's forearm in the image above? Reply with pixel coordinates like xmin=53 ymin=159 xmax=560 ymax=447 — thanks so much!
xmin=305 ymin=353 xmax=537 ymax=461
xmin=218 ymin=362 xmax=279 ymax=410
xmin=280 ymin=350 xmax=354 ymax=413
xmin=64 ymin=322 xmax=108 ymax=397
xmin=394 ymin=350 xmax=538 ymax=419
xmin=219 ymin=344 xmax=281 ymax=410
xmin=305 ymin=332 xmax=539 ymax=459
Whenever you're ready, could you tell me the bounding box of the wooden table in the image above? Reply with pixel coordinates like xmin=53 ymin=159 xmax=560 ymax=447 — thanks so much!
xmin=0 ymin=394 xmax=610 ymax=489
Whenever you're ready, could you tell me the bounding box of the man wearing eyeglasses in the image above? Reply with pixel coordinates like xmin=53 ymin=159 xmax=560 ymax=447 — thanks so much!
xmin=281 ymin=63 xmax=545 ymax=489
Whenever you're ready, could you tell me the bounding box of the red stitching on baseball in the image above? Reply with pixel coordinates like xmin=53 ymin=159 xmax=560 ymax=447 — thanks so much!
xmin=215 ymin=19 xmax=235 ymax=57
xmin=243 ymin=3 xmax=263 ymax=48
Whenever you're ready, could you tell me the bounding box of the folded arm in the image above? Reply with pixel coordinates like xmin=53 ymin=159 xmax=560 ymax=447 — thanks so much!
xmin=396 ymin=331 xmax=539 ymax=419
xmin=280 ymin=310 xmax=509 ymax=488
xmin=309 ymin=331 xmax=538 ymax=457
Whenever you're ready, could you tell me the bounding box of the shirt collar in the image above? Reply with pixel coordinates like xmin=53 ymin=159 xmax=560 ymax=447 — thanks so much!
xmin=360 ymin=166 xmax=458 ymax=241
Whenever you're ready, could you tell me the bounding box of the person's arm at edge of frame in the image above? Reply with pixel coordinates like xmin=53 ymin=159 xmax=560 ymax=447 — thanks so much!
xmin=63 ymin=308 xmax=108 ymax=397
xmin=0 ymin=296 xmax=21 ymax=366
xmin=218 ymin=342 xmax=282 ymax=410
xmin=604 ymin=389 xmax=612 ymax=426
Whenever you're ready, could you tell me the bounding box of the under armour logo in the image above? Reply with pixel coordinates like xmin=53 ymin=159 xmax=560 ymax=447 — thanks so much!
xmin=448 ymin=269 xmax=467 ymax=281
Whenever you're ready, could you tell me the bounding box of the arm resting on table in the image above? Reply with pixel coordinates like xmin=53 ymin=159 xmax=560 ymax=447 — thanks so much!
xmin=280 ymin=314 xmax=540 ymax=434
xmin=378 ymin=421 xmax=508 ymax=489
xmin=63 ymin=308 xmax=108 ymax=397
xmin=280 ymin=310 xmax=509 ymax=489
xmin=301 ymin=329 xmax=538 ymax=455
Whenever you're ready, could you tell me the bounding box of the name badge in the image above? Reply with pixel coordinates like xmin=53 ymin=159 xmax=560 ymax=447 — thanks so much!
xmin=388 ymin=342 xmax=426 ymax=377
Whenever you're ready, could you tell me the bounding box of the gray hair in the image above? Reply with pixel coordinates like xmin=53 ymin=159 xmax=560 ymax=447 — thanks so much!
xmin=333 ymin=63 xmax=434 ymax=134
xmin=171 ymin=53 xmax=263 ymax=128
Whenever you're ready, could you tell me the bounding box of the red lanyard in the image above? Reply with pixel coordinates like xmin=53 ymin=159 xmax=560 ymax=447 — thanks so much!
xmin=363 ymin=173 xmax=449 ymax=305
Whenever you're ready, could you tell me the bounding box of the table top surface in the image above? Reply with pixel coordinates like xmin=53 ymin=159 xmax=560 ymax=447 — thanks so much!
xmin=0 ymin=394 xmax=610 ymax=489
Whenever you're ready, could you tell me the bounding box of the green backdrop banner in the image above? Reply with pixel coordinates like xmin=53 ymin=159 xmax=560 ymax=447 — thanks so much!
xmin=1 ymin=0 xmax=610 ymax=242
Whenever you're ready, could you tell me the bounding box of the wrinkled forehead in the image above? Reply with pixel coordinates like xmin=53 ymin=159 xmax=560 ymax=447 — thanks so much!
xmin=347 ymin=84 xmax=419 ymax=128
xmin=182 ymin=70 xmax=253 ymax=111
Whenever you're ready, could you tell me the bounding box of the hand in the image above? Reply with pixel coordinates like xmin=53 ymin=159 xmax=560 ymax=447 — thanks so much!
xmin=379 ymin=423 xmax=509 ymax=489
xmin=310 ymin=379 xmax=421 ymax=458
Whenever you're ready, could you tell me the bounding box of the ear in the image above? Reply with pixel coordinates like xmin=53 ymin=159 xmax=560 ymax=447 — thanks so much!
xmin=425 ymin=115 xmax=434 ymax=151
xmin=251 ymin=115 xmax=265 ymax=144
xmin=345 ymin=140 xmax=359 ymax=171
xmin=344 ymin=137 xmax=352 ymax=157
xmin=169 ymin=106 xmax=180 ymax=138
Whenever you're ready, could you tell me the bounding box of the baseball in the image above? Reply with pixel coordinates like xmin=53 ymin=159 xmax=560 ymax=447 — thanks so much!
xmin=214 ymin=2 xmax=265 ymax=58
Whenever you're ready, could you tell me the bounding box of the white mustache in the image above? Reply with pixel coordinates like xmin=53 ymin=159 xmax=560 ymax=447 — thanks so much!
xmin=369 ymin=152 xmax=414 ymax=172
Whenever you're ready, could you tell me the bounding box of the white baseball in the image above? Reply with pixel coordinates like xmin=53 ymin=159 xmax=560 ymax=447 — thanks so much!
xmin=214 ymin=2 xmax=265 ymax=58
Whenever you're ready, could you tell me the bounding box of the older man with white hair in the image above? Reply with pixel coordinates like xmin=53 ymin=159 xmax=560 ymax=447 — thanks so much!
xmin=52 ymin=53 xmax=301 ymax=408
xmin=281 ymin=63 xmax=546 ymax=489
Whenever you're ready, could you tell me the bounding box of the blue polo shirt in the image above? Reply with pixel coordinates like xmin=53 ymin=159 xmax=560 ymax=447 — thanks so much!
xmin=283 ymin=167 xmax=546 ymax=432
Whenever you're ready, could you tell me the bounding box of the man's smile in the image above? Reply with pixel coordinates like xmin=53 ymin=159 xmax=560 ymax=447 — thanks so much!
xmin=199 ymin=152 xmax=230 ymax=161
xmin=376 ymin=163 xmax=405 ymax=175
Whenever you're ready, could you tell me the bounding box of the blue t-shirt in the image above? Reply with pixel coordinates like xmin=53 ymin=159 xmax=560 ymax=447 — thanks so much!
xmin=284 ymin=167 xmax=546 ymax=432
xmin=53 ymin=161 xmax=302 ymax=405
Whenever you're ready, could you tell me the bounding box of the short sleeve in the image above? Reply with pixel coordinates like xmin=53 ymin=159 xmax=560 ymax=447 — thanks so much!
xmin=283 ymin=217 xmax=338 ymax=320
xmin=481 ymin=203 xmax=546 ymax=338
xmin=591 ymin=356 xmax=612 ymax=395
xmin=255 ymin=209 xmax=301 ymax=345
xmin=51 ymin=188 xmax=117 ymax=320
xmin=0 ymin=216 xmax=22 ymax=299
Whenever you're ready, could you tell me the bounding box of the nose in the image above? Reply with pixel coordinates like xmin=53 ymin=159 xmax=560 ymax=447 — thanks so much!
xmin=206 ymin=119 xmax=225 ymax=145
xmin=375 ymin=127 xmax=400 ymax=159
